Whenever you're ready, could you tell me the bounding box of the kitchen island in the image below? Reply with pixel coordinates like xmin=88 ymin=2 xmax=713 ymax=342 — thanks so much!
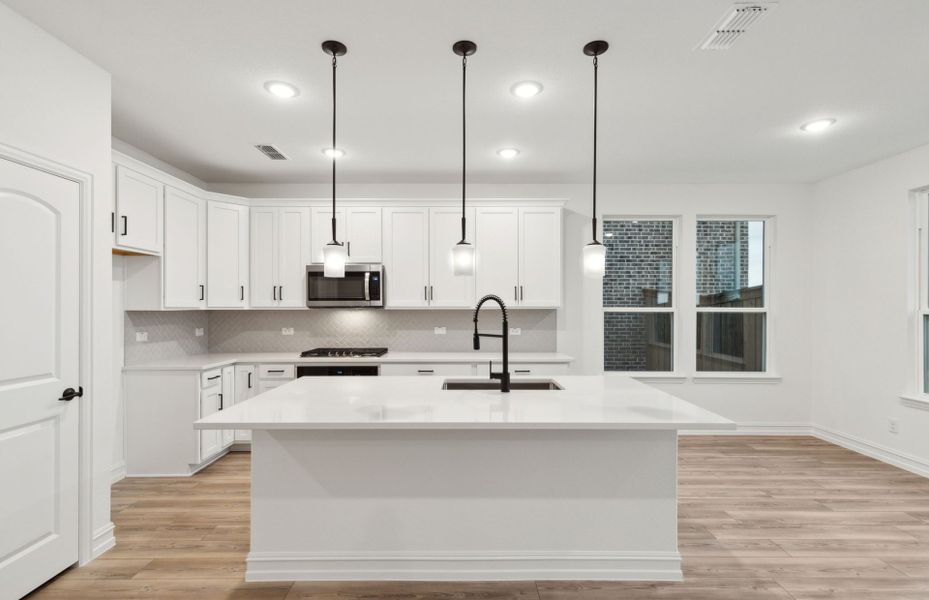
xmin=196 ymin=375 xmax=733 ymax=582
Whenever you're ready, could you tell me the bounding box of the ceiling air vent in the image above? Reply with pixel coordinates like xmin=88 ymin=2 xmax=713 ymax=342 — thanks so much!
xmin=698 ymin=1 xmax=776 ymax=50
xmin=254 ymin=144 xmax=288 ymax=160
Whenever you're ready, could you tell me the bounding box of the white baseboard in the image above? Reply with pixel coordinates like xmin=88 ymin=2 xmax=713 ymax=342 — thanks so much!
xmin=110 ymin=461 xmax=127 ymax=484
xmin=812 ymin=426 xmax=929 ymax=479
xmin=245 ymin=550 xmax=682 ymax=582
xmin=91 ymin=522 xmax=116 ymax=559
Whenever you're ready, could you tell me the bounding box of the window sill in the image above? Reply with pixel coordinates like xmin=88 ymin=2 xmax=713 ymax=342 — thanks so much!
xmin=692 ymin=373 xmax=782 ymax=384
xmin=900 ymin=394 xmax=929 ymax=411
xmin=607 ymin=372 xmax=687 ymax=384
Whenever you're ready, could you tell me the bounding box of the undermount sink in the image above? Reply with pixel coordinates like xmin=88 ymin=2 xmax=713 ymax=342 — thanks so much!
xmin=442 ymin=379 xmax=564 ymax=391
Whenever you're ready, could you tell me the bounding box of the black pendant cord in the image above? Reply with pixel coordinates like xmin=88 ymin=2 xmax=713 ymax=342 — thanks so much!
xmin=591 ymin=54 xmax=599 ymax=244
xmin=460 ymin=53 xmax=468 ymax=244
xmin=330 ymin=53 xmax=339 ymax=245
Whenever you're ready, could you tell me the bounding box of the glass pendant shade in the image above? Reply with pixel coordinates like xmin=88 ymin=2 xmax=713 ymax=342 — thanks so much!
xmin=452 ymin=241 xmax=475 ymax=276
xmin=322 ymin=242 xmax=347 ymax=278
xmin=582 ymin=241 xmax=606 ymax=278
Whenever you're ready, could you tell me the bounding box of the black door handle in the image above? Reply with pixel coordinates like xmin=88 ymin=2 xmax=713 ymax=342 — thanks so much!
xmin=59 ymin=386 xmax=83 ymax=402
xmin=121 ymin=215 xmax=128 ymax=236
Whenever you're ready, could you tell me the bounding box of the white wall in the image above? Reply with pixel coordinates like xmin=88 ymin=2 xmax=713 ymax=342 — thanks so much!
xmin=212 ymin=181 xmax=814 ymax=429
xmin=811 ymin=142 xmax=929 ymax=470
xmin=0 ymin=1 xmax=114 ymax=555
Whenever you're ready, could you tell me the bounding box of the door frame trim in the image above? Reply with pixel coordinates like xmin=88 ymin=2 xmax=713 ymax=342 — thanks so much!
xmin=0 ymin=143 xmax=100 ymax=566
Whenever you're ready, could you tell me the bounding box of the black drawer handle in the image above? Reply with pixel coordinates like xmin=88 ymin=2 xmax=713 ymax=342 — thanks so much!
xmin=515 ymin=369 xmax=531 ymax=374
xmin=207 ymin=375 xmax=221 ymax=380
xmin=267 ymin=369 xmax=285 ymax=374
xmin=417 ymin=369 xmax=434 ymax=374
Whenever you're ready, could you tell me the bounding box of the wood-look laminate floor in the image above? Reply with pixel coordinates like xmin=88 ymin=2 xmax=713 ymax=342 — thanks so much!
xmin=26 ymin=436 xmax=929 ymax=599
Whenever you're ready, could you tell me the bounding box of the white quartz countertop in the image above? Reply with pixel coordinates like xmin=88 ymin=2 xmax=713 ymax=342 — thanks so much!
xmin=195 ymin=375 xmax=733 ymax=431
xmin=123 ymin=351 xmax=574 ymax=371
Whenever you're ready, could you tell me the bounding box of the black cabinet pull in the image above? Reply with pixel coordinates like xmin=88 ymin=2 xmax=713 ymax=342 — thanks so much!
xmin=240 ymin=285 xmax=245 ymax=301
xmin=121 ymin=215 xmax=128 ymax=236
xmin=515 ymin=369 xmax=531 ymax=374
xmin=219 ymin=393 xmax=223 ymax=410
xmin=520 ymin=286 xmax=524 ymax=301
xmin=417 ymin=369 xmax=434 ymax=374
xmin=247 ymin=372 xmax=252 ymax=388
xmin=268 ymin=369 xmax=285 ymax=374
xmin=272 ymin=286 xmax=277 ymax=301
xmin=207 ymin=375 xmax=221 ymax=380
xmin=111 ymin=212 xmax=115 ymax=233
xmin=199 ymin=284 xmax=205 ymax=301
xmin=279 ymin=286 xmax=283 ymax=301
xmin=58 ymin=386 xmax=83 ymax=402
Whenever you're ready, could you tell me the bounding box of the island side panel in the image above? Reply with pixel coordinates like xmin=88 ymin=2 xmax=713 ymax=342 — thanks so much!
xmin=247 ymin=428 xmax=681 ymax=582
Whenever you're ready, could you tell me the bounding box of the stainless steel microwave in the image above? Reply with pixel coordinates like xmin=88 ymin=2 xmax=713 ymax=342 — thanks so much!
xmin=305 ymin=263 xmax=383 ymax=307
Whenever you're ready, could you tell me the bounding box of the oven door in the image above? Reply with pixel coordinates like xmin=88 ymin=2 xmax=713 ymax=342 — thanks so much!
xmin=306 ymin=264 xmax=383 ymax=307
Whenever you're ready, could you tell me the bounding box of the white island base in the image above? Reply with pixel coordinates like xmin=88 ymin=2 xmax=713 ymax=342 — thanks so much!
xmin=195 ymin=375 xmax=733 ymax=582
xmin=248 ymin=427 xmax=680 ymax=582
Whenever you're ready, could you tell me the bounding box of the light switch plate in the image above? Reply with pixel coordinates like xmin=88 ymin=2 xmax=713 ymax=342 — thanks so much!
xmin=434 ymin=327 xmax=447 ymax=335
xmin=509 ymin=327 xmax=522 ymax=336
xmin=282 ymin=327 xmax=295 ymax=336
xmin=135 ymin=331 xmax=148 ymax=342
xmin=194 ymin=328 xmax=204 ymax=337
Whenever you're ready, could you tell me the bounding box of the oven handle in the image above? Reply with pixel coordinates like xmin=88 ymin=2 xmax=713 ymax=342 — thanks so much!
xmin=364 ymin=272 xmax=370 ymax=301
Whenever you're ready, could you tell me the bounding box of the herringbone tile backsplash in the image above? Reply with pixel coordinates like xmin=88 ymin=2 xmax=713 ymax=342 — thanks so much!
xmin=208 ymin=309 xmax=556 ymax=353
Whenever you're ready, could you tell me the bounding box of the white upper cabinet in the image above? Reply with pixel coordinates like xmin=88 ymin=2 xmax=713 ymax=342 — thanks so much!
xmin=114 ymin=165 xmax=163 ymax=254
xmin=250 ymin=207 xmax=310 ymax=308
xmin=475 ymin=207 xmax=520 ymax=305
xmin=346 ymin=207 xmax=382 ymax=262
xmin=164 ymin=187 xmax=206 ymax=308
xmin=207 ymin=201 xmax=249 ymax=308
xmin=383 ymin=207 xmax=430 ymax=307
xmin=310 ymin=206 xmax=381 ymax=263
xmin=310 ymin=207 xmax=345 ymax=263
xmin=429 ymin=207 xmax=475 ymax=308
xmin=518 ymin=207 xmax=562 ymax=307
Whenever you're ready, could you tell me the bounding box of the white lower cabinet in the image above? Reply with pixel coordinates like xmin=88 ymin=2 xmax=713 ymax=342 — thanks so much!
xmin=221 ymin=365 xmax=235 ymax=448
xmin=199 ymin=384 xmax=223 ymax=461
xmin=257 ymin=363 xmax=295 ymax=394
xmin=233 ymin=365 xmax=257 ymax=442
xmin=380 ymin=362 xmax=568 ymax=377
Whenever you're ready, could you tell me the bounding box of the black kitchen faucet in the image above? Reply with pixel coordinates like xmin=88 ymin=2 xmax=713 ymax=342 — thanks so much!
xmin=472 ymin=294 xmax=510 ymax=392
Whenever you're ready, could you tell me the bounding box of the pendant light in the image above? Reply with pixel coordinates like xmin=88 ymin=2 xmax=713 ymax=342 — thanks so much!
xmin=582 ymin=40 xmax=608 ymax=278
xmin=451 ymin=40 xmax=477 ymax=276
xmin=322 ymin=40 xmax=348 ymax=278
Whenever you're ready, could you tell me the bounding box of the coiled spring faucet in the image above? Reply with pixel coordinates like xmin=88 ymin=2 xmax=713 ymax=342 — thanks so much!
xmin=472 ymin=294 xmax=510 ymax=392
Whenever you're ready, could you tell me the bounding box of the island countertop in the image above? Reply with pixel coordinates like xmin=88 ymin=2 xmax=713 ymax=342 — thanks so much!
xmin=195 ymin=375 xmax=733 ymax=431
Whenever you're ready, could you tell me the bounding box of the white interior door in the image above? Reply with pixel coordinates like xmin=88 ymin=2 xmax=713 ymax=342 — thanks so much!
xmin=0 ymin=157 xmax=80 ymax=599
xmin=207 ymin=201 xmax=248 ymax=308
xmin=345 ymin=206 xmax=382 ymax=263
xmin=383 ymin=207 xmax=429 ymax=307
xmin=429 ymin=207 xmax=475 ymax=308
xmin=475 ymin=207 xmax=519 ymax=304
xmin=518 ymin=207 xmax=562 ymax=307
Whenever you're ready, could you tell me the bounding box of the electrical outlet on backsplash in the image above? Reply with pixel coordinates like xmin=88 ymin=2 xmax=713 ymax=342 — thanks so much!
xmin=123 ymin=311 xmax=209 ymax=364
xmin=207 ymin=310 xmax=557 ymax=354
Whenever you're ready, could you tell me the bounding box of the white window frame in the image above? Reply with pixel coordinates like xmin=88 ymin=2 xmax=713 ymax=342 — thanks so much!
xmin=602 ymin=216 xmax=682 ymax=378
xmin=915 ymin=195 xmax=929 ymax=396
xmin=693 ymin=215 xmax=776 ymax=377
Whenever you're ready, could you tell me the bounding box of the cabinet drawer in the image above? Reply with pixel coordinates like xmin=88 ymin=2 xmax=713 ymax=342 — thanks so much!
xmin=201 ymin=368 xmax=223 ymax=388
xmin=259 ymin=364 xmax=295 ymax=379
xmin=380 ymin=363 xmax=480 ymax=377
xmin=510 ymin=363 xmax=569 ymax=376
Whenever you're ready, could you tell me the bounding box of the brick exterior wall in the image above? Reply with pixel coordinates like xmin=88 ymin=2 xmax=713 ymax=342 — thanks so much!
xmin=696 ymin=220 xmax=751 ymax=303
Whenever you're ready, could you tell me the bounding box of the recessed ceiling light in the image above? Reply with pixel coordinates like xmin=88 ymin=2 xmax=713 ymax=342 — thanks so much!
xmin=322 ymin=147 xmax=345 ymax=159
xmin=264 ymin=81 xmax=299 ymax=99
xmin=800 ymin=118 xmax=836 ymax=133
xmin=510 ymin=81 xmax=543 ymax=98
xmin=497 ymin=148 xmax=520 ymax=159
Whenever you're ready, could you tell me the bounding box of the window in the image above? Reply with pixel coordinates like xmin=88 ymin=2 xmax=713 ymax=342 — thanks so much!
xmin=696 ymin=219 xmax=767 ymax=372
xmin=603 ymin=219 xmax=677 ymax=372
xmin=918 ymin=197 xmax=929 ymax=393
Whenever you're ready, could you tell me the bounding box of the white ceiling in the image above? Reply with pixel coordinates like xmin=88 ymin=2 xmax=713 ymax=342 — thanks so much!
xmin=7 ymin=0 xmax=929 ymax=184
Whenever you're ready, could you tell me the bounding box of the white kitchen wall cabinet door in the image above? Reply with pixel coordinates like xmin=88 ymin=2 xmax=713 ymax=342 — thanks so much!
xmin=233 ymin=365 xmax=256 ymax=442
xmin=429 ymin=206 xmax=475 ymax=308
xmin=221 ymin=366 xmax=235 ymax=447
xmin=310 ymin=207 xmax=345 ymax=263
xmin=249 ymin=207 xmax=277 ymax=308
xmin=383 ymin=207 xmax=429 ymax=307
xmin=0 ymin=158 xmax=80 ymax=599
xmin=164 ymin=187 xmax=206 ymax=308
xmin=346 ymin=206 xmax=382 ymax=262
xmin=518 ymin=207 xmax=562 ymax=307
xmin=475 ymin=207 xmax=519 ymax=304
xmin=207 ymin=201 xmax=249 ymax=308
xmin=114 ymin=165 xmax=163 ymax=253
xmin=277 ymin=207 xmax=311 ymax=307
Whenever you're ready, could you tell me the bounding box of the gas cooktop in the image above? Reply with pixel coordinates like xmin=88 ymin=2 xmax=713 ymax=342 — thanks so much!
xmin=299 ymin=347 xmax=389 ymax=358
